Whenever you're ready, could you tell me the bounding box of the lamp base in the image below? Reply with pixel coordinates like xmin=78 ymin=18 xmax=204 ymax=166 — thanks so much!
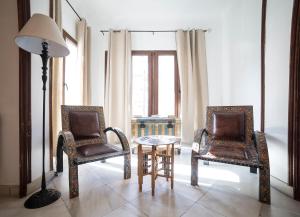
xmin=24 ymin=189 xmax=61 ymax=209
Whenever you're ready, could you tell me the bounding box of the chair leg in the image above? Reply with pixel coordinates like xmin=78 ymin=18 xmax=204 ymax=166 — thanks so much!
xmin=250 ymin=167 xmax=257 ymax=174
xmin=124 ymin=153 xmax=131 ymax=179
xmin=56 ymin=135 xmax=64 ymax=173
xmin=191 ymin=152 xmax=198 ymax=186
xmin=68 ymin=159 xmax=79 ymax=198
xmin=259 ymin=167 xmax=271 ymax=204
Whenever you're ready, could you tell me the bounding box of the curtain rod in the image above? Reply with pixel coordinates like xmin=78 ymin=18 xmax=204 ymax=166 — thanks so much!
xmin=65 ymin=0 xmax=82 ymax=21
xmin=99 ymin=29 xmax=209 ymax=36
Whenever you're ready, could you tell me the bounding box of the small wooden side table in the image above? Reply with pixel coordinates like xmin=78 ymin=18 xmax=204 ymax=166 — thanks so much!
xmin=134 ymin=135 xmax=180 ymax=196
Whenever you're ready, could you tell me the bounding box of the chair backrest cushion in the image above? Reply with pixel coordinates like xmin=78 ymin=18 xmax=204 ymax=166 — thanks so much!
xmin=212 ymin=112 xmax=245 ymax=142
xmin=69 ymin=111 xmax=100 ymax=140
xmin=206 ymin=106 xmax=254 ymax=145
xmin=61 ymin=106 xmax=107 ymax=145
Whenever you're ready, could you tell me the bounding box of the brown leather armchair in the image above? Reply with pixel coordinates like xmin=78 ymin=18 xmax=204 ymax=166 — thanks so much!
xmin=56 ymin=105 xmax=131 ymax=198
xmin=191 ymin=106 xmax=270 ymax=204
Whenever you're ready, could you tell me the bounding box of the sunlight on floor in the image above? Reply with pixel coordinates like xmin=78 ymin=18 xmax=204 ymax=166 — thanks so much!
xmin=88 ymin=154 xmax=240 ymax=184
xmin=175 ymin=163 xmax=240 ymax=183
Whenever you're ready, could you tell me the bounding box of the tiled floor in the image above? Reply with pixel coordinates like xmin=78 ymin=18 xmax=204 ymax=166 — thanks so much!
xmin=1 ymin=147 xmax=300 ymax=217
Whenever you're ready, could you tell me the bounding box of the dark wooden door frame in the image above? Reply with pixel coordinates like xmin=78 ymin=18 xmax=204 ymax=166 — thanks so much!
xmin=260 ymin=0 xmax=267 ymax=133
xmin=261 ymin=0 xmax=300 ymax=200
xmin=49 ymin=0 xmax=54 ymax=171
xmin=17 ymin=0 xmax=31 ymax=198
xmin=288 ymin=0 xmax=300 ymax=200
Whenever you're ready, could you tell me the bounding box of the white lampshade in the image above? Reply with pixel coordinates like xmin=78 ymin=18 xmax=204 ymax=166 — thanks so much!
xmin=15 ymin=13 xmax=69 ymax=57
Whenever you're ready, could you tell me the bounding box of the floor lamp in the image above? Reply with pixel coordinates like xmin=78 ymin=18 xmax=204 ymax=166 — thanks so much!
xmin=15 ymin=13 xmax=69 ymax=209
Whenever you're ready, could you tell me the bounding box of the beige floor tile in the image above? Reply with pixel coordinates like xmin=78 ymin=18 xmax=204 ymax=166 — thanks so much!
xmin=260 ymin=204 xmax=300 ymax=217
xmin=169 ymin=181 xmax=208 ymax=202
xmin=62 ymin=183 xmax=127 ymax=217
xmin=198 ymin=187 xmax=262 ymax=217
xmin=106 ymin=175 xmax=152 ymax=201
xmin=88 ymin=158 xmax=133 ymax=185
xmin=0 ymin=196 xmax=71 ymax=217
xmin=182 ymin=203 xmax=226 ymax=217
xmin=103 ymin=203 xmax=147 ymax=217
xmin=2 ymin=148 xmax=300 ymax=217
xmin=130 ymin=187 xmax=195 ymax=217
xmin=269 ymin=188 xmax=300 ymax=214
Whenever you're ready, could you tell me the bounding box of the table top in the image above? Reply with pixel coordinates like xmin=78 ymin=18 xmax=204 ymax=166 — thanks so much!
xmin=134 ymin=135 xmax=180 ymax=146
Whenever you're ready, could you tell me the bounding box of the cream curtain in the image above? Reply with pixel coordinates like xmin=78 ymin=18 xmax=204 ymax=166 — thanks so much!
xmin=104 ymin=30 xmax=132 ymax=143
xmin=77 ymin=19 xmax=91 ymax=105
xmin=176 ymin=30 xmax=209 ymax=145
xmin=51 ymin=0 xmax=63 ymax=155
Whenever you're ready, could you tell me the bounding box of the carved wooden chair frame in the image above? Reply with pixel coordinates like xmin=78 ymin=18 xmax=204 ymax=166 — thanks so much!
xmin=56 ymin=105 xmax=131 ymax=198
xmin=191 ymin=106 xmax=271 ymax=204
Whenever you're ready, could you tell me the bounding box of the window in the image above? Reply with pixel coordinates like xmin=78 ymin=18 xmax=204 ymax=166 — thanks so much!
xmin=63 ymin=30 xmax=81 ymax=105
xmin=132 ymin=55 xmax=149 ymax=116
xmin=132 ymin=51 xmax=180 ymax=117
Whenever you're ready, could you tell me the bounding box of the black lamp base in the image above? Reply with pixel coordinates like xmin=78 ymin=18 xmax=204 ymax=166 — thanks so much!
xmin=24 ymin=189 xmax=61 ymax=209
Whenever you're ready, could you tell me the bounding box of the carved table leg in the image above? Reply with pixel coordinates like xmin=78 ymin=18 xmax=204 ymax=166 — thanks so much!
xmin=138 ymin=144 xmax=143 ymax=192
xmin=151 ymin=145 xmax=156 ymax=196
xmin=171 ymin=143 xmax=174 ymax=189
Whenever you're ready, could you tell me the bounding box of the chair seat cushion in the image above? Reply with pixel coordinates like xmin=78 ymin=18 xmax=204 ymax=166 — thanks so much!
xmin=208 ymin=144 xmax=247 ymax=160
xmin=77 ymin=144 xmax=118 ymax=157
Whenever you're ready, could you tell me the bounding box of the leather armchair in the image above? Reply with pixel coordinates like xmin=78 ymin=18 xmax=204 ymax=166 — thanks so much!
xmin=56 ymin=105 xmax=131 ymax=198
xmin=191 ymin=106 xmax=270 ymax=204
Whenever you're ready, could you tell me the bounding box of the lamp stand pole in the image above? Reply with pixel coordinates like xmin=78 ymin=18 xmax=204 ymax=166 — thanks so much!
xmin=24 ymin=42 xmax=61 ymax=209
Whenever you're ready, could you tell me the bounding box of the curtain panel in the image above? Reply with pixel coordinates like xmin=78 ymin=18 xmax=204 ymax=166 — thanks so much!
xmin=176 ymin=30 xmax=209 ymax=145
xmin=51 ymin=0 xmax=63 ymax=156
xmin=77 ymin=19 xmax=91 ymax=105
xmin=104 ymin=30 xmax=132 ymax=143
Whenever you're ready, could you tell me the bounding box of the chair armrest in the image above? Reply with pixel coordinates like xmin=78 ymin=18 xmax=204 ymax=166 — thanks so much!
xmin=104 ymin=127 xmax=130 ymax=151
xmin=193 ymin=128 xmax=208 ymax=154
xmin=59 ymin=131 xmax=77 ymax=158
xmin=254 ymin=131 xmax=270 ymax=168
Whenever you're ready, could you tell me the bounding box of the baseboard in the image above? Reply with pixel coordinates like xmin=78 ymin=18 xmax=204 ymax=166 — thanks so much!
xmin=270 ymin=175 xmax=293 ymax=198
xmin=0 ymin=185 xmax=19 ymax=197
xmin=27 ymin=171 xmax=55 ymax=195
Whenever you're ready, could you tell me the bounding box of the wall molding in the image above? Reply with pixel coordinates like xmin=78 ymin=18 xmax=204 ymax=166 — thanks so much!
xmin=0 ymin=185 xmax=19 ymax=197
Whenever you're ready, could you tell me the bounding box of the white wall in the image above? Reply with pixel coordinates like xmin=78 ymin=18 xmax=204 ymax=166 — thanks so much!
xmin=80 ymin=14 xmax=225 ymax=108
xmin=0 ymin=0 xmax=19 ymax=185
xmin=70 ymin=0 xmax=261 ymax=114
xmin=265 ymin=0 xmax=293 ymax=183
xmin=30 ymin=0 xmax=78 ymax=181
xmin=62 ymin=0 xmax=78 ymax=39
xmin=222 ymin=0 xmax=261 ymax=130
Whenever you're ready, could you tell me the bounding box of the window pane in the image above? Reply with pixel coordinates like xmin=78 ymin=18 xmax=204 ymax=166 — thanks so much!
xmin=132 ymin=55 xmax=149 ymax=116
xmin=158 ymin=55 xmax=175 ymax=116
xmin=64 ymin=38 xmax=80 ymax=105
